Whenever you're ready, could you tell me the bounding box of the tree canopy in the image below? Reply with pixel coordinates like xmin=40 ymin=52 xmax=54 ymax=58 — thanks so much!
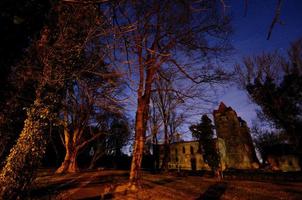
xmin=236 ymin=39 xmax=302 ymax=154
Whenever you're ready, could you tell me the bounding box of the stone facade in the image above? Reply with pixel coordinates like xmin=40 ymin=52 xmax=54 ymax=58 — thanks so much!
xmin=213 ymin=102 xmax=259 ymax=170
xmin=157 ymin=141 xmax=210 ymax=171
xmin=154 ymin=102 xmax=301 ymax=172
xmin=264 ymin=144 xmax=301 ymax=172
xmin=267 ymin=154 xmax=301 ymax=172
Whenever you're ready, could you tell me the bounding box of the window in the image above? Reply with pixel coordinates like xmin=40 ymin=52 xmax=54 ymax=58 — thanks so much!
xmin=190 ymin=146 xmax=194 ymax=155
xmin=182 ymin=146 xmax=185 ymax=154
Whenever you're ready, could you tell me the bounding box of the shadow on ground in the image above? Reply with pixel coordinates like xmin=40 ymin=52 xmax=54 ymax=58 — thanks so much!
xmin=196 ymin=182 xmax=227 ymax=200
xmin=28 ymin=171 xmax=128 ymax=199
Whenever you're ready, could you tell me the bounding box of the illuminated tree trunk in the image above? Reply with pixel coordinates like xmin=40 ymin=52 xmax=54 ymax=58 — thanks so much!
xmin=67 ymin=150 xmax=79 ymax=172
xmin=56 ymin=146 xmax=79 ymax=173
xmin=129 ymin=97 xmax=147 ymax=189
xmin=57 ymin=124 xmax=102 ymax=173
xmin=128 ymin=59 xmax=155 ymax=189
xmin=56 ymin=128 xmax=80 ymax=173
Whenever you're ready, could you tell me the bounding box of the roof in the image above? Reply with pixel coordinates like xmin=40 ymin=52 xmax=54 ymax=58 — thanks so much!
xmin=213 ymin=102 xmax=233 ymax=115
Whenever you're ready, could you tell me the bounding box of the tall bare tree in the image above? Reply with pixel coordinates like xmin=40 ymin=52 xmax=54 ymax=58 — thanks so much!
xmin=104 ymin=0 xmax=231 ymax=188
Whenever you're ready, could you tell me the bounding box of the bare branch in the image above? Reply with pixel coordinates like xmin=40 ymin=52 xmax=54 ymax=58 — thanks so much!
xmin=267 ymin=0 xmax=283 ymax=40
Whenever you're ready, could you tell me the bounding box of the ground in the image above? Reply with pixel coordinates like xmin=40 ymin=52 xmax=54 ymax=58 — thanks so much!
xmin=29 ymin=169 xmax=302 ymax=200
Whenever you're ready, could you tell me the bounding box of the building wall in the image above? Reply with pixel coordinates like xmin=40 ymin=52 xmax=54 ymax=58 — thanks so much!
xmin=267 ymin=155 xmax=301 ymax=172
xmin=169 ymin=141 xmax=210 ymax=170
xmin=213 ymin=102 xmax=259 ymax=170
xmin=157 ymin=141 xmax=210 ymax=171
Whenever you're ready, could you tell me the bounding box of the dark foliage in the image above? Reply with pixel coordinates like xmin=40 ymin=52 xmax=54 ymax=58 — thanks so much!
xmin=242 ymin=39 xmax=302 ymax=153
xmin=0 ymin=0 xmax=52 ymax=165
xmin=190 ymin=115 xmax=220 ymax=172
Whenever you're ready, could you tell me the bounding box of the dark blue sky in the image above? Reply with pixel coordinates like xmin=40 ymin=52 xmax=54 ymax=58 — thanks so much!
xmin=123 ymin=1 xmax=302 ymax=143
xmin=217 ymin=0 xmax=302 ymax=127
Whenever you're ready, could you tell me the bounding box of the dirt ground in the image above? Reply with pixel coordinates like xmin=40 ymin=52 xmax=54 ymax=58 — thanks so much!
xmin=29 ymin=169 xmax=302 ymax=200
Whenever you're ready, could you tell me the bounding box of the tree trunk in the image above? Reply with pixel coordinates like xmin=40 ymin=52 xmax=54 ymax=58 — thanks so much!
xmin=128 ymin=42 xmax=156 ymax=188
xmin=56 ymin=148 xmax=79 ymax=173
xmin=0 ymin=99 xmax=50 ymax=199
xmin=129 ymin=98 xmax=146 ymax=189
xmin=68 ymin=150 xmax=79 ymax=173
xmin=161 ymin=123 xmax=169 ymax=171
xmin=56 ymin=131 xmax=79 ymax=173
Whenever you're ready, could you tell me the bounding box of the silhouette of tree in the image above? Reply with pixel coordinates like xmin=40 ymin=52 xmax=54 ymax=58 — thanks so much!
xmin=190 ymin=115 xmax=220 ymax=174
xmin=235 ymin=39 xmax=302 ymax=159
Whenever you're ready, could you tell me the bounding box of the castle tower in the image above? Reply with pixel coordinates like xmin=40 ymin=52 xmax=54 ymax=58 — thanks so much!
xmin=213 ymin=102 xmax=259 ymax=169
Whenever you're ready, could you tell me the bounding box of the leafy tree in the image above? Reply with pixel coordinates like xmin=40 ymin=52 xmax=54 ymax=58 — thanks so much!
xmin=235 ymin=39 xmax=302 ymax=157
xmin=190 ymin=115 xmax=220 ymax=173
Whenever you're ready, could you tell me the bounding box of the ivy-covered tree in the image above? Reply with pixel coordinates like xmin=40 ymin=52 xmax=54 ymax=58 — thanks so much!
xmin=190 ymin=115 xmax=220 ymax=174
xmin=0 ymin=2 xmax=107 ymax=199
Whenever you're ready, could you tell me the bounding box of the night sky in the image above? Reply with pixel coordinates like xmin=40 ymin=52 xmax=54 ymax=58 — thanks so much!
xmin=123 ymin=1 xmax=302 ymax=143
xmin=217 ymin=0 xmax=302 ymax=128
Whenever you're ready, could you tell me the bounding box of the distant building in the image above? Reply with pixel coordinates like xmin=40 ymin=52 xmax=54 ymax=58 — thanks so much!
xmin=263 ymin=144 xmax=301 ymax=172
xmin=154 ymin=102 xmax=301 ymax=172
xmin=156 ymin=141 xmax=210 ymax=171
xmin=213 ymin=102 xmax=259 ymax=170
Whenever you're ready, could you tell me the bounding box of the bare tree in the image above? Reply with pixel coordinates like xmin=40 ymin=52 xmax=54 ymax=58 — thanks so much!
xmin=56 ymin=75 xmax=121 ymax=173
xmin=151 ymin=72 xmax=185 ymax=171
xmin=104 ymin=0 xmax=231 ymax=189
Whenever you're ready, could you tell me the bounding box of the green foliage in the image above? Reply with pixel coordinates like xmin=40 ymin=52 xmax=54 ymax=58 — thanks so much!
xmin=190 ymin=115 xmax=220 ymax=172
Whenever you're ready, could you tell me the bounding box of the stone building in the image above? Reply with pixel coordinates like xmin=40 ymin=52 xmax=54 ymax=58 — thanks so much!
xmin=156 ymin=141 xmax=210 ymax=171
xmin=213 ymin=102 xmax=259 ymax=170
xmin=154 ymin=102 xmax=301 ymax=172
xmin=263 ymin=144 xmax=301 ymax=172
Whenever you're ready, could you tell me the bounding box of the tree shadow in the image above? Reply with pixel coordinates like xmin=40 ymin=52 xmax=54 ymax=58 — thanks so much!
xmin=28 ymin=172 xmax=128 ymax=199
xmin=147 ymin=177 xmax=181 ymax=186
xmin=196 ymin=182 xmax=227 ymax=200
xmin=77 ymin=194 xmax=114 ymax=200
